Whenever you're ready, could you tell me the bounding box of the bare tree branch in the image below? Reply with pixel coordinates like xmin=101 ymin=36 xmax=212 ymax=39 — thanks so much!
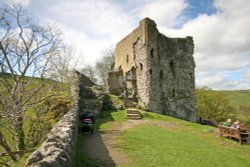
xmin=95 ymin=45 xmax=115 ymax=89
xmin=0 ymin=2 xmax=64 ymax=157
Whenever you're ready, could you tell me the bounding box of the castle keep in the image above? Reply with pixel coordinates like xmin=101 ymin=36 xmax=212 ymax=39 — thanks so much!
xmin=108 ymin=18 xmax=196 ymax=122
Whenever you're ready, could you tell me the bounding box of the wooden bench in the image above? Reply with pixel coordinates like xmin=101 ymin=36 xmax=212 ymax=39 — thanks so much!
xmin=219 ymin=125 xmax=250 ymax=144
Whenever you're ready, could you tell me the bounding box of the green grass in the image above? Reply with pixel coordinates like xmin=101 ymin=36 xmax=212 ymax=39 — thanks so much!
xmin=219 ymin=90 xmax=250 ymax=106
xmin=75 ymin=133 xmax=84 ymax=167
xmin=95 ymin=109 xmax=126 ymax=131
xmin=92 ymin=110 xmax=250 ymax=167
xmin=198 ymin=89 xmax=250 ymax=127
xmin=12 ymin=152 xmax=33 ymax=167
xmin=0 ymin=74 xmax=72 ymax=166
xmin=119 ymin=124 xmax=250 ymax=167
xmin=220 ymin=90 xmax=250 ymax=127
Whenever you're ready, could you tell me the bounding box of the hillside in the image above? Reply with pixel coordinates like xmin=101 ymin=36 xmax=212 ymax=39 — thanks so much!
xmin=196 ymin=89 xmax=250 ymax=127
xmin=77 ymin=109 xmax=250 ymax=167
xmin=0 ymin=74 xmax=72 ymax=166
xmin=218 ymin=89 xmax=250 ymax=126
xmin=219 ymin=89 xmax=250 ymax=106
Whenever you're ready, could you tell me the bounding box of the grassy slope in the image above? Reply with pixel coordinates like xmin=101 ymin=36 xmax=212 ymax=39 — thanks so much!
xmin=95 ymin=110 xmax=250 ymax=167
xmin=201 ymin=89 xmax=250 ymax=126
xmin=218 ymin=90 xmax=250 ymax=106
xmin=121 ymin=125 xmax=250 ymax=167
xmin=0 ymin=74 xmax=72 ymax=166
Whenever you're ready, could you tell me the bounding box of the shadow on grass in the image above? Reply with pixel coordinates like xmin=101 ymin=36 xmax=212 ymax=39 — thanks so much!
xmin=76 ymin=110 xmax=118 ymax=167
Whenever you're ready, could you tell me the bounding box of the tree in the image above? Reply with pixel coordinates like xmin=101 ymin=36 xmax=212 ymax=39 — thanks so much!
xmin=0 ymin=2 xmax=62 ymax=156
xmin=196 ymin=87 xmax=231 ymax=123
xmin=81 ymin=65 xmax=97 ymax=83
xmin=95 ymin=46 xmax=115 ymax=89
xmin=47 ymin=46 xmax=84 ymax=83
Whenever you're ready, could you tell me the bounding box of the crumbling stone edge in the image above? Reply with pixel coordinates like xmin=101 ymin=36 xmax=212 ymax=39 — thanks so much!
xmin=25 ymin=72 xmax=80 ymax=167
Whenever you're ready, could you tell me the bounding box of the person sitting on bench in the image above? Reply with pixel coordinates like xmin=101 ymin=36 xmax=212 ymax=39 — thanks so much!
xmin=223 ymin=118 xmax=232 ymax=127
xmin=232 ymin=120 xmax=241 ymax=129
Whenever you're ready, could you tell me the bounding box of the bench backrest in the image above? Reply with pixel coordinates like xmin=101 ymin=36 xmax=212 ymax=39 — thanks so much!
xmin=219 ymin=125 xmax=241 ymax=138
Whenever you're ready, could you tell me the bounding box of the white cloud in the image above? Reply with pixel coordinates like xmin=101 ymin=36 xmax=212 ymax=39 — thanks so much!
xmin=28 ymin=0 xmax=135 ymax=66
xmin=13 ymin=0 xmax=30 ymax=7
xmin=56 ymin=22 xmax=115 ymax=66
xmin=46 ymin=0 xmax=134 ymax=37
xmin=244 ymin=70 xmax=250 ymax=78
xmin=139 ymin=0 xmax=187 ymax=27
xmin=19 ymin=0 xmax=250 ymax=89
xmin=243 ymin=70 xmax=250 ymax=84
xmin=196 ymin=73 xmax=249 ymax=90
xmin=195 ymin=53 xmax=250 ymax=73
xmin=159 ymin=0 xmax=250 ymax=89
xmin=197 ymin=74 xmax=231 ymax=89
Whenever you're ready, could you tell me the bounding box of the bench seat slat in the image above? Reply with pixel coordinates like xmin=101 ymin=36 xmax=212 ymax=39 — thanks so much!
xmin=219 ymin=125 xmax=243 ymax=144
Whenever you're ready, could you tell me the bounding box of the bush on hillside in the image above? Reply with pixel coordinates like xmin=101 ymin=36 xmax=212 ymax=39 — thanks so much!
xmin=196 ymin=87 xmax=232 ymax=123
xmin=25 ymin=94 xmax=72 ymax=148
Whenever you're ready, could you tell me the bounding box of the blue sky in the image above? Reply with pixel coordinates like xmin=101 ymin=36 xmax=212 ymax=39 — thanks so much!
xmin=176 ymin=0 xmax=217 ymax=27
xmin=1 ymin=0 xmax=250 ymax=90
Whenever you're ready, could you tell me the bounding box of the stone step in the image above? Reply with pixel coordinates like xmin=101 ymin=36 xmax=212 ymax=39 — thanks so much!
xmin=128 ymin=117 xmax=141 ymax=120
xmin=126 ymin=108 xmax=142 ymax=119
xmin=127 ymin=114 xmax=141 ymax=119
xmin=127 ymin=114 xmax=140 ymax=116
xmin=127 ymin=109 xmax=139 ymax=114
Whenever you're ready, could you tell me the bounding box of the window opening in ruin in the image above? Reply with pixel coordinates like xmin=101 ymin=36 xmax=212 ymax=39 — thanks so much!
xmin=149 ymin=68 xmax=152 ymax=75
xmin=150 ymin=48 xmax=154 ymax=58
xmin=126 ymin=55 xmax=129 ymax=63
xmin=170 ymin=60 xmax=175 ymax=78
xmin=172 ymin=89 xmax=175 ymax=97
xmin=140 ymin=63 xmax=143 ymax=70
xmin=189 ymin=73 xmax=192 ymax=80
xmin=160 ymin=70 xmax=163 ymax=79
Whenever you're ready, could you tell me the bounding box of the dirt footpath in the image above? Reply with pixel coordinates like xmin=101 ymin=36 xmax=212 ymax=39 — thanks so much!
xmin=81 ymin=130 xmax=126 ymax=166
xmin=81 ymin=120 xmax=176 ymax=166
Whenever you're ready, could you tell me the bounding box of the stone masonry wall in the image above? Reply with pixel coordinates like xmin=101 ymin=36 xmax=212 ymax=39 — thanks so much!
xmin=107 ymin=70 xmax=124 ymax=96
xmin=25 ymin=71 xmax=80 ymax=167
xmin=108 ymin=18 xmax=197 ymax=122
xmin=149 ymin=34 xmax=196 ymax=122
xmin=133 ymin=38 xmax=150 ymax=109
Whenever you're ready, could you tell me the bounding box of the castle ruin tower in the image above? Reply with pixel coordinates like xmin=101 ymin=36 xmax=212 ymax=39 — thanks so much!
xmin=108 ymin=18 xmax=197 ymax=122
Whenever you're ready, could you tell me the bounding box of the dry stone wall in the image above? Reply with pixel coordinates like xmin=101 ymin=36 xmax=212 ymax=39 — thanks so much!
xmin=25 ymin=71 xmax=80 ymax=167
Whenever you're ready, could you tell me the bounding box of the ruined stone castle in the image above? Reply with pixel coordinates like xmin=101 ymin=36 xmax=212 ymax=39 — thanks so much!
xmin=108 ymin=18 xmax=196 ymax=122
